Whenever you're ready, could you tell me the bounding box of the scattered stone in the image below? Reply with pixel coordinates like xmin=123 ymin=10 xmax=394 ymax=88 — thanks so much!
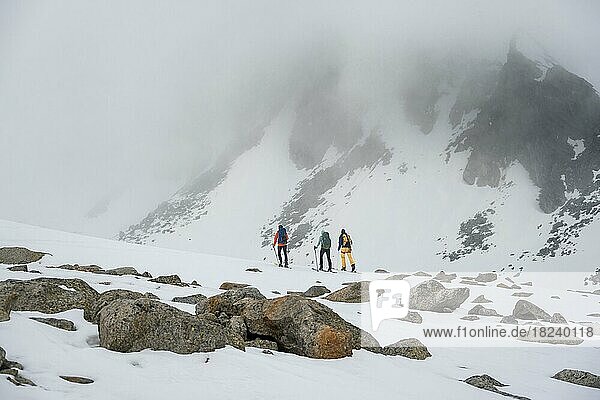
xmin=472 ymin=295 xmax=492 ymax=303
xmin=468 ymin=305 xmax=501 ymax=317
xmin=286 ymin=291 xmax=303 ymax=296
xmin=512 ymin=292 xmax=533 ymax=297
xmin=219 ymin=282 xmax=250 ymax=290
xmin=0 ymin=247 xmax=49 ymax=264
xmin=49 ymin=264 xmax=103 ymax=273
xmin=498 ymin=283 xmax=521 ymax=290
xmin=149 ymin=275 xmax=188 ymax=287
xmin=521 ymin=282 xmax=533 ymax=286
xmin=434 ymin=271 xmax=457 ymax=283
xmin=500 ymin=315 xmax=518 ymax=325
xmin=551 ymin=296 xmax=560 ymax=299
xmin=386 ymin=274 xmax=410 ymax=280
xmin=99 ymin=298 xmax=227 ymax=354
xmin=0 ymin=278 xmax=99 ymax=322
xmin=461 ymin=280 xmax=486 ymax=286
xmin=104 ymin=266 xmax=141 ymax=276
xmin=60 ymin=376 xmax=94 ymax=384
xmin=409 ymin=280 xmax=469 ymax=313
xmin=245 ymin=268 xmax=262 ymax=273
xmin=552 ymin=369 xmax=600 ymax=389
xmin=374 ymin=269 xmax=389 ymax=273
xmin=190 ymin=280 xmax=200 ymax=286
xmin=0 ymin=368 xmax=18 ymax=377
xmin=84 ymin=289 xmax=157 ymax=324
xmin=475 ymin=273 xmax=497 ymax=283
xmin=588 ymin=313 xmax=600 ymax=317
xmin=262 ymin=349 xmax=274 ymax=355
xmin=397 ymin=311 xmax=422 ymax=324
xmin=30 ymin=317 xmax=76 ymax=331
xmin=7 ymin=265 xmax=28 ymax=272
xmin=366 ymin=338 xmax=431 ymax=360
xmin=324 ymin=282 xmax=369 ymax=303
xmin=271 ymin=291 xmax=281 ymax=295
xmin=8 ymin=374 xmax=36 ymax=386
xmin=0 ymin=346 xmax=5 ymax=366
xmin=171 ymin=294 xmax=208 ymax=305
xmin=512 ymin=300 xmax=551 ymax=321
xmin=413 ymin=271 xmax=432 ymax=277
xmin=28 ymin=270 xmax=41 ymax=274
xmin=98 ymin=281 xmax=111 ymax=286
xmin=461 ymin=315 xmax=480 ymax=321
xmin=464 ymin=374 xmax=530 ymax=400
xmin=303 ymin=285 xmax=331 ymax=298
xmin=246 ymin=339 xmax=278 ymax=351
xmin=550 ymin=313 xmax=568 ymax=324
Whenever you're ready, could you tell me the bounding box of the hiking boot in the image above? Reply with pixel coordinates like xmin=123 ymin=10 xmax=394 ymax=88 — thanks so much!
xmin=351 ymin=264 xmax=356 ymax=273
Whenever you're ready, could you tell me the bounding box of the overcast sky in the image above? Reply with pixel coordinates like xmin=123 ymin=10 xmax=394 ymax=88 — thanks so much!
xmin=1 ymin=0 xmax=599 ymax=236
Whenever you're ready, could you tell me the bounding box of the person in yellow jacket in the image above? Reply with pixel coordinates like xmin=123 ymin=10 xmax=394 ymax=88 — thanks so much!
xmin=337 ymin=228 xmax=356 ymax=272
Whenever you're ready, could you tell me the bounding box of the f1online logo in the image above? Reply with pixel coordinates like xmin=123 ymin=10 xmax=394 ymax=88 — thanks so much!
xmin=369 ymin=280 xmax=410 ymax=331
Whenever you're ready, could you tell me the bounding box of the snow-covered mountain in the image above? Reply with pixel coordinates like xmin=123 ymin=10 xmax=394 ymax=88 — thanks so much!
xmin=119 ymin=38 xmax=600 ymax=271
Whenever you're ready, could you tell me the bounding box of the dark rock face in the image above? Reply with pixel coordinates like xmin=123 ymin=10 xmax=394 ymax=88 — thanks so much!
xmin=552 ymin=369 xmax=600 ymax=389
xmin=0 ymin=247 xmax=49 ymax=264
xmin=98 ymin=298 xmax=227 ymax=354
xmin=241 ymin=295 xmax=378 ymax=359
xmin=0 ymin=278 xmax=99 ymax=321
xmin=84 ymin=289 xmax=158 ymax=324
xmin=30 ymin=317 xmax=76 ymax=331
xmin=409 ymin=280 xmax=469 ymax=312
xmin=324 ymin=282 xmax=369 ymax=303
xmin=366 ymin=338 xmax=431 ymax=360
xmin=172 ymin=294 xmax=208 ymax=305
xmin=512 ymin=300 xmax=551 ymax=321
xmin=442 ymin=209 xmax=495 ymax=261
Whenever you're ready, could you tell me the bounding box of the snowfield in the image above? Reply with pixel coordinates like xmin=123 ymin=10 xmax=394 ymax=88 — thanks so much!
xmin=1 ymin=219 xmax=599 ymax=399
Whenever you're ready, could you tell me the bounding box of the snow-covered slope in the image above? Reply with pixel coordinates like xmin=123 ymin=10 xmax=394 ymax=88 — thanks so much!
xmin=1 ymin=219 xmax=599 ymax=399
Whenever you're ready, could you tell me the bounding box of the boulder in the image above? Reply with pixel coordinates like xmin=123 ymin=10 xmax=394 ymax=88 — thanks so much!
xmin=464 ymin=374 xmax=531 ymax=400
xmin=374 ymin=269 xmax=389 ymax=273
xmin=241 ymin=295 xmax=378 ymax=359
xmin=245 ymin=268 xmax=262 ymax=273
xmin=195 ymin=287 xmax=266 ymax=316
xmin=303 ymin=285 xmax=331 ymax=298
xmin=60 ymin=376 xmax=94 ymax=384
xmin=30 ymin=317 xmax=76 ymax=331
xmin=461 ymin=315 xmax=480 ymax=321
xmin=550 ymin=313 xmax=568 ymax=324
xmin=0 ymin=247 xmax=49 ymax=264
xmin=0 ymin=346 xmax=5 ymax=367
xmin=552 ymin=369 xmax=600 ymax=389
xmin=366 ymin=338 xmax=431 ymax=360
xmin=99 ymin=298 xmax=227 ymax=354
xmin=500 ymin=315 xmax=518 ymax=325
xmin=468 ymin=305 xmax=501 ymax=317
xmin=149 ymin=275 xmax=188 ymax=287
xmin=409 ymin=280 xmax=469 ymax=313
xmin=498 ymin=283 xmax=521 ymax=290
xmin=219 ymin=282 xmax=250 ymax=290
xmin=472 ymin=295 xmax=492 ymax=303
xmin=474 ymin=273 xmax=497 ymax=283
xmin=172 ymin=294 xmax=208 ymax=305
xmin=397 ymin=311 xmax=423 ymax=324
xmin=228 ymin=316 xmax=247 ymax=340
xmin=512 ymin=292 xmax=533 ymax=297
xmin=433 ymin=271 xmax=457 ymax=283
xmin=84 ymin=289 xmax=158 ymax=324
xmin=413 ymin=271 xmax=432 ymax=277
xmin=7 ymin=265 xmax=28 ymax=272
xmin=49 ymin=264 xmax=103 ymax=273
xmin=103 ymin=267 xmax=141 ymax=276
xmin=324 ymin=282 xmax=369 ymax=303
xmin=512 ymin=300 xmax=551 ymax=321
xmin=386 ymin=274 xmax=410 ymax=280
xmin=0 ymin=278 xmax=98 ymax=321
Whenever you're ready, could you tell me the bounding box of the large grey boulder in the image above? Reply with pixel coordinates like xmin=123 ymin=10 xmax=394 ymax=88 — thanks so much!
xmin=366 ymin=338 xmax=431 ymax=360
xmin=512 ymin=300 xmax=551 ymax=321
xmin=472 ymin=294 xmax=492 ymax=303
xmin=84 ymin=289 xmax=158 ymax=324
xmin=324 ymin=282 xmax=369 ymax=303
xmin=195 ymin=287 xmax=266 ymax=316
xmin=552 ymin=369 xmax=600 ymax=389
xmin=98 ymin=298 xmax=227 ymax=354
xmin=219 ymin=282 xmax=250 ymax=290
xmin=241 ymin=295 xmax=378 ymax=359
xmin=0 ymin=278 xmax=98 ymax=321
xmin=0 ymin=247 xmax=49 ymax=265
xmin=409 ymin=280 xmax=469 ymax=313
xmin=474 ymin=273 xmax=497 ymax=283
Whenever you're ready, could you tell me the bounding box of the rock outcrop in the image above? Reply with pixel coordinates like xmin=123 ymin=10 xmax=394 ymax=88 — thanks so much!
xmin=409 ymin=280 xmax=469 ymax=313
xmin=552 ymin=369 xmax=600 ymax=389
xmin=512 ymin=300 xmax=551 ymax=321
xmin=0 ymin=247 xmax=49 ymax=264
xmin=303 ymin=285 xmax=331 ymax=298
xmin=468 ymin=305 xmax=501 ymax=317
xmin=84 ymin=289 xmax=158 ymax=324
xmin=366 ymin=338 xmax=431 ymax=360
xmin=324 ymin=282 xmax=369 ymax=303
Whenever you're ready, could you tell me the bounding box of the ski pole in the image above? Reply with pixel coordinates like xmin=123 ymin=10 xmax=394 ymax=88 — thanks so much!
xmin=272 ymin=245 xmax=279 ymax=266
xmin=313 ymin=247 xmax=319 ymax=270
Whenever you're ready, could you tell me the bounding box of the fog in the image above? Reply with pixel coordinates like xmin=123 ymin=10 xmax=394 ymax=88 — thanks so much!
xmin=1 ymin=0 xmax=599 ymax=237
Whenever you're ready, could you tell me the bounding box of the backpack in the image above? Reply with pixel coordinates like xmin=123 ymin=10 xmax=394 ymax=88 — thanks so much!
xmin=321 ymin=232 xmax=331 ymax=249
xmin=277 ymin=227 xmax=288 ymax=244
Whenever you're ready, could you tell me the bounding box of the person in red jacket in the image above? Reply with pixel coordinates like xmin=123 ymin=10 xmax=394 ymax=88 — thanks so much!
xmin=273 ymin=224 xmax=289 ymax=267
